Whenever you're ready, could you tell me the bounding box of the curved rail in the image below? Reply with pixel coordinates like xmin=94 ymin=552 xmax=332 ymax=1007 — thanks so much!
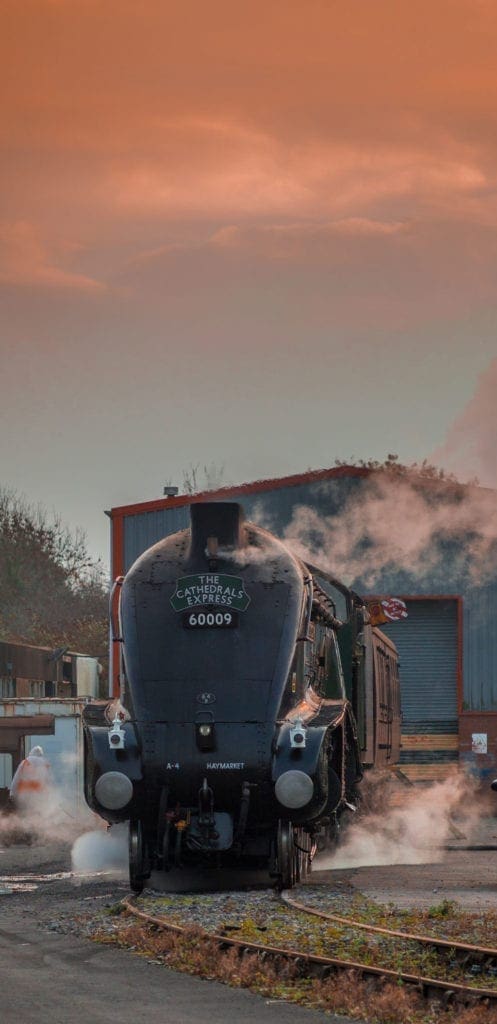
xmin=122 ymin=895 xmax=497 ymax=1005
xmin=281 ymin=890 xmax=497 ymax=964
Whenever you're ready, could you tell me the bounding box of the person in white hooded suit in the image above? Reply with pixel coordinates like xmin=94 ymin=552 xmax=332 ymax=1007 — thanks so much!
xmin=9 ymin=746 xmax=52 ymax=811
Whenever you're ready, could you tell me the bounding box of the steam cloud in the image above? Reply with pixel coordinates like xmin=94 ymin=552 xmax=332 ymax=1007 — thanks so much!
xmin=71 ymin=824 xmax=128 ymax=876
xmin=283 ymin=471 xmax=497 ymax=590
xmin=0 ymin=785 xmax=98 ymax=847
xmin=432 ymin=357 xmax=497 ymax=490
xmin=0 ymin=788 xmax=128 ymax=879
xmin=318 ymin=772 xmax=482 ymax=869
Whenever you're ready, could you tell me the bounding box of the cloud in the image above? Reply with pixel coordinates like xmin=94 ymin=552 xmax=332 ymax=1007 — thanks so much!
xmin=104 ymin=132 xmax=487 ymax=224
xmin=208 ymin=218 xmax=408 ymax=259
xmin=0 ymin=221 xmax=105 ymax=291
xmin=0 ymin=0 xmax=496 ymax=327
xmin=116 ymin=215 xmax=497 ymax=338
xmin=3 ymin=1 xmax=497 ymax=153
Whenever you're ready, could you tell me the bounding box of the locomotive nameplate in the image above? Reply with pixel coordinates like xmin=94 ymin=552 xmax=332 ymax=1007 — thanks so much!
xmin=171 ymin=573 xmax=250 ymax=611
xmin=182 ymin=610 xmax=239 ymax=629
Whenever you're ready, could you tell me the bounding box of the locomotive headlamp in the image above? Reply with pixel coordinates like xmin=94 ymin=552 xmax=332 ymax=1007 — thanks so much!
xmin=95 ymin=771 xmax=133 ymax=810
xmin=290 ymin=719 xmax=307 ymax=749
xmin=275 ymin=770 xmax=313 ymax=809
xmin=195 ymin=717 xmax=216 ymax=751
xmin=108 ymin=714 xmax=126 ymax=750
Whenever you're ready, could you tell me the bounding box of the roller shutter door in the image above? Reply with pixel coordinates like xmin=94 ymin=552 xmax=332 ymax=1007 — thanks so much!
xmin=382 ymin=599 xmax=459 ymax=780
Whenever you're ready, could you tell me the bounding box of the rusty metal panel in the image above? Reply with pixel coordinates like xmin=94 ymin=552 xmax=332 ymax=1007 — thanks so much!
xmin=0 ymin=641 xmax=54 ymax=681
xmin=0 ymin=642 xmax=99 ymax=698
xmin=0 ymin=699 xmax=91 ymax=717
xmin=0 ymin=715 xmax=54 ymax=730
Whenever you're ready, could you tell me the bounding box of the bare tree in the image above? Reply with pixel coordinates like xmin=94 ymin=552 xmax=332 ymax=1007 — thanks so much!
xmin=0 ymin=488 xmax=108 ymax=663
xmin=179 ymin=463 xmax=226 ymax=495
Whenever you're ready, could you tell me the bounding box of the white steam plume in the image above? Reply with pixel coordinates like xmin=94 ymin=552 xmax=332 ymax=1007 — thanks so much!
xmin=0 ymin=785 xmax=98 ymax=847
xmin=319 ymin=772 xmax=481 ymax=869
xmin=283 ymin=472 xmax=497 ymax=589
xmin=0 ymin=797 xmax=129 ymax=879
xmin=71 ymin=823 xmax=128 ymax=877
xmin=432 ymin=357 xmax=497 ymax=489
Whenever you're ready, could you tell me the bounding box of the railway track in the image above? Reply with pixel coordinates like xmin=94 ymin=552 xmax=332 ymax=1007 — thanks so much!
xmin=281 ymin=890 xmax=497 ymax=970
xmin=122 ymin=890 xmax=497 ymax=1006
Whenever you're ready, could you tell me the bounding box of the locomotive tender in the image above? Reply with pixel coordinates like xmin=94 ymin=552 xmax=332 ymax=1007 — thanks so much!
xmin=83 ymin=502 xmax=401 ymax=890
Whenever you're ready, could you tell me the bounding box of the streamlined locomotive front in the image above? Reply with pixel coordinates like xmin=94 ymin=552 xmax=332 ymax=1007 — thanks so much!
xmin=83 ymin=502 xmax=363 ymax=890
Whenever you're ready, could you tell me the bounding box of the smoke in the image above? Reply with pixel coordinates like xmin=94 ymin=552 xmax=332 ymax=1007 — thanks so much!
xmin=432 ymin=357 xmax=497 ymax=490
xmin=318 ymin=772 xmax=481 ymax=869
xmin=283 ymin=472 xmax=497 ymax=590
xmin=71 ymin=823 xmax=128 ymax=877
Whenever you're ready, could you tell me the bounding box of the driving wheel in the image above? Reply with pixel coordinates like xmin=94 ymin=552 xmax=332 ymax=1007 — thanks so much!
xmin=129 ymin=819 xmax=145 ymax=893
xmin=276 ymin=819 xmax=295 ymax=889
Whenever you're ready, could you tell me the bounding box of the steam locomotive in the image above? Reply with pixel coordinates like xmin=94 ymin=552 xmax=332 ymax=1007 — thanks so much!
xmin=83 ymin=502 xmax=401 ymax=890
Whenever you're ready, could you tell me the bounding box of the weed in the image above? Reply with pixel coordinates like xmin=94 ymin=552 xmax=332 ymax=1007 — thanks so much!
xmin=104 ymin=903 xmax=125 ymax=916
xmin=427 ymin=899 xmax=457 ymax=919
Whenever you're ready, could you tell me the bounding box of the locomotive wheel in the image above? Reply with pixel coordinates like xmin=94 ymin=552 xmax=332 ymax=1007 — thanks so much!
xmin=295 ymin=828 xmax=312 ymax=881
xmin=276 ymin=820 xmax=295 ymax=889
xmin=129 ymin=819 xmax=145 ymax=893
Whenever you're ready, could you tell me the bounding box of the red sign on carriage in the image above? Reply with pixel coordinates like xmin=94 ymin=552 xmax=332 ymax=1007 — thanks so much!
xmin=367 ymin=598 xmax=408 ymax=626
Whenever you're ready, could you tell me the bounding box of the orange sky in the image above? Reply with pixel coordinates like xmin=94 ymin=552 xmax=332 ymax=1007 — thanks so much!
xmin=3 ymin=2 xmax=497 ymax=242
xmin=1 ymin=0 xmax=496 ymax=560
